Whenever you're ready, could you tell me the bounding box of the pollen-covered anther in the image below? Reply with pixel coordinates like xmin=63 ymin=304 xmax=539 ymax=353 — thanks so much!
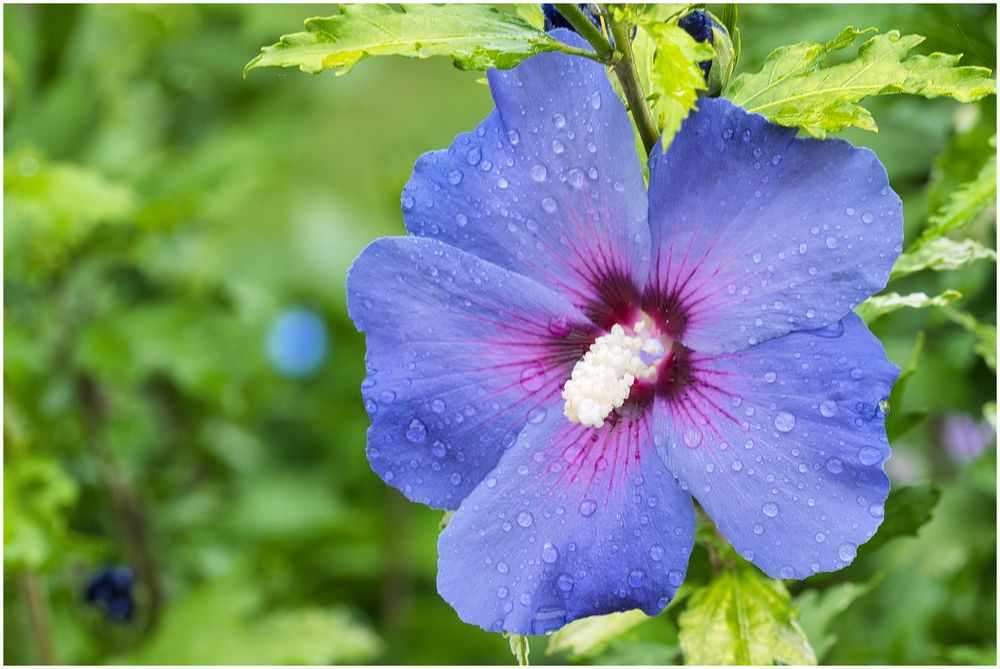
xmin=562 ymin=321 xmax=669 ymax=428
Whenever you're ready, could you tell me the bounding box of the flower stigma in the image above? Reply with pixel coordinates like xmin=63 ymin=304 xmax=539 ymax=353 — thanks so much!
xmin=562 ymin=317 xmax=671 ymax=428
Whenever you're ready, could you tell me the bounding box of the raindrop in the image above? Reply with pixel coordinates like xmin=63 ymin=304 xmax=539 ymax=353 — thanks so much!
xmin=764 ymin=371 xmax=777 ymax=383
xmin=683 ymin=428 xmax=702 ymax=448
xmin=762 ymin=502 xmax=779 ymax=517
xmin=579 ymin=499 xmax=597 ymax=517
xmin=590 ymin=91 xmax=602 ymax=109
xmin=815 ymin=532 xmax=826 ymax=543
xmin=405 ymin=418 xmax=427 ymax=443
xmin=530 ymin=164 xmax=547 ymax=182
xmin=858 ymin=446 xmax=881 ymax=465
xmin=779 ymin=566 xmax=795 ymax=579
xmin=548 ymin=315 xmax=572 ymax=338
xmin=850 ymin=367 xmax=864 ymax=380
xmin=520 ymin=364 xmax=546 ymax=391
xmin=541 ymin=542 xmax=559 ymax=563
xmin=528 ymin=407 xmax=547 ymax=424
xmin=465 ymin=146 xmax=482 ymax=166
xmin=541 ymin=197 xmax=558 ymax=213
xmin=825 ymin=236 xmax=838 ymax=249
xmin=819 ymin=400 xmax=838 ymax=417
xmin=557 ymin=574 xmax=575 ymax=592
xmin=861 ymin=211 xmax=874 ymax=224
xmin=826 ymin=457 xmax=844 ymax=474
xmin=517 ymin=511 xmax=534 ymax=528
xmin=774 ymin=412 xmax=796 ymax=433
xmin=753 ymin=523 xmax=764 ymax=535
xmin=450 ymin=471 xmax=463 ymax=486
xmin=628 ymin=569 xmax=646 ymax=587
xmin=868 ymin=502 xmax=884 ymax=518
xmin=567 ymin=169 xmax=585 ymax=187
xmin=401 ymin=195 xmax=415 ymax=211
xmin=455 ymin=213 xmax=469 ymax=227
xmin=649 ymin=544 xmax=664 ymax=561
xmin=432 ymin=441 xmax=446 ymax=458
xmin=497 ymin=561 xmax=510 ymax=573
xmin=838 ymin=542 xmax=857 ymax=562
xmin=667 ymin=570 xmax=684 ymax=587
xmin=551 ymin=139 xmax=565 ymax=154
xmin=447 ymin=169 xmax=463 ymax=185
xmin=432 ymin=399 xmax=447 ymax=414
xmin=552 ymin=113 xmax=566 ymax=128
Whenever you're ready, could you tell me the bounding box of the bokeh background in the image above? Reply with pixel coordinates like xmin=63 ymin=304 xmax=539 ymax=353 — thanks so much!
xmin=4 ymin=4 xmax=996 ymax=665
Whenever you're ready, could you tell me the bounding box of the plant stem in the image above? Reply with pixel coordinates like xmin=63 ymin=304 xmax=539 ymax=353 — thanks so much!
xmin=607 ymin=18 xmax=660 ymax=155
xmin=553 ymin=5 xmax=660 ymax=156
xmin=552 ymin=4 xmax=615 ymax=62
xmin=18 ymin=571 xmax=56 ymax=665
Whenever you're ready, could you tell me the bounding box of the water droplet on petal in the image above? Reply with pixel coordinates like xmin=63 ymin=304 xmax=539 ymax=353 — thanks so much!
xmin=826 ymin=457 xmax=844 ymax=474
xmin=838 ymin=542 xmax=857 ymax=562
xmin=547 ymin=315 xmax=571 ymax=338
xmin=520 ymin=364 xmax=546 ymax=391
xmin=406 ymin=418 xmax=427 ymax=443
xmin=579 ymin=499 xmax=597 ymax=517
xmin=557 ymin=574 xmax=575 ymax=592
xmin=858 ymin=446 xmax=882 ymax=465
xmin=649 ymin=544 xmax=664 ymax=561
xmin=465 ymin=146 xmax=482 ymax=166
xmin=541 ymin=542 xmax=559 ymax=563
xmin=432 ymin=399 xmax=447 ymax=414
xmin=774 ymin=412 xmax=796 ymax=432
xmin=530 ymin=164 xmax=547 ymax=182
xmin=447 ymin=169 xmax=463 ymax=185
xmin=628 ymin=569 xmax=646 ymax=587
xmin=667 ymin=569 xmax=684 ymax=587
xmin=541 ymin=197 xmax=558 ymax=213
xmin=497 ymin=561 xmax=510 ymax=574
xmin=820 ymin=400 xmax=838 ymax=417
xmin=528 ymin=407 xmax=547 ymax=424
xmin=450 ymin=471 xmax=462 ymax=485
xmin=762 ymin=502 xmax=779 ymax=517
xmin=517 ymin=511 xmax=534 ymax=528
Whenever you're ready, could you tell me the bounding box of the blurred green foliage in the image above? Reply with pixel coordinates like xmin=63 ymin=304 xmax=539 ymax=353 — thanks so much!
xmin=3 ymin=4 xmax=996 ymax=665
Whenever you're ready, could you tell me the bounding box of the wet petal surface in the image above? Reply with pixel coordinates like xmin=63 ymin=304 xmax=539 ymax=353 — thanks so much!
xmin=402 ymin=30 xmax=649 ymax=322
xmin=347 ymin=236 xmax=597 ymax=509
xmin=650 ymin=314 xmax=898 ymax=578
xmin=438 ymin=407 xmax=694 ymax=635
xmin=647 ymin=98 xmax=903 ymax=354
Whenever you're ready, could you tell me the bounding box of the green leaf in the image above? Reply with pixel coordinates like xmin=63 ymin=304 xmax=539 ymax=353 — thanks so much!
xmin=856 ymin=289 xmax=962 ymax=322
xmin=916 ymin=154 xmax=997 ymax=246
xmin=244 ymin=4 xmax=594 ymax=77
xmin=546 ymin=610 xmax=650 ymax=660
xmin=891 ymin=237 xmax=996 ymax=279
xmin=886 ymin=332 xmax=928 ymax=441
xmin=4 ymin=455 xmax=79 ymax=571
xmin=944 ymin=309 xmax=998 ymax=371
xmin=795 ymin=576 xmax=882 ymax=660
xmin=4 ymin=149 xmax=135 ymax=282
xmin=642 ymin=23 xmax=714 ymax=149
xmin=727 ymin=28 xmax=997 ymax=138
xmin=678 ymin=567 xmax=817 ymax=665
xmin=858 ymin=484 xmax=941 ymax=556
xmin=120 ymin=570 xmax=382 ymax=664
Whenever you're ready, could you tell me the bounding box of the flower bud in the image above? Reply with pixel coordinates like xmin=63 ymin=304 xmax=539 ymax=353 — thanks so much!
xmin=677 ymin=10 xmax=737 ymax=97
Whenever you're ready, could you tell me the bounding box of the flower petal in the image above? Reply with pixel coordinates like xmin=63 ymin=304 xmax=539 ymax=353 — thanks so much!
xmin=402 ymin=29 xmax=649 ymax=322
xmin=651 ymin=314 xmax=899 ymax=579
xmin=347 ymin=236 xmax=598 ymax=509
xmin=647 ymin=98 xmax=903 ymax=354
xmin=438 ymin=407 xmax=695 ymax=635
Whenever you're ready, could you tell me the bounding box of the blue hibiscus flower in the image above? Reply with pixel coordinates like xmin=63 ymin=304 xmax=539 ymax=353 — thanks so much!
xmin=347 ymin=31 xmax=902 ymax=635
